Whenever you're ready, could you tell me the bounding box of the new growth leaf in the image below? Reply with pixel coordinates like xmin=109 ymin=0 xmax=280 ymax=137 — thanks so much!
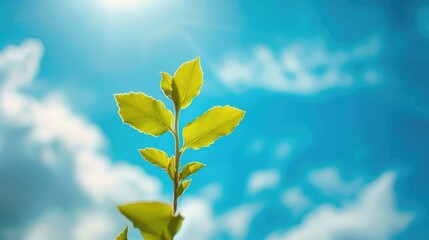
xmin=115 ymin=92 xmax=173 ymax=136
xmin=114 ymin=57 xmax=245 ymax=239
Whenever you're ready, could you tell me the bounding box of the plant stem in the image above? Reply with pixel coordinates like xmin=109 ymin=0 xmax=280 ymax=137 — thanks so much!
xmin=172 ymin=103 xmax=181 ymax=215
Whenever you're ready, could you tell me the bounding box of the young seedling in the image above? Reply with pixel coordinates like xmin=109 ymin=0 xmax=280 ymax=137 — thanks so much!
xmin=114 ymin=57 xmax=245 ymax=240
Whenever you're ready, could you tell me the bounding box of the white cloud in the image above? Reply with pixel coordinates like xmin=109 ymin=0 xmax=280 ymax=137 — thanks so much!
xmin=268 ymin=172 xmax=414 ymax=240
xmin=0 ymin=40 xmax=161 ymax=239
xmin=25 ymin=210 xmax=117 ymax=240
xmin=73 ymin=210 xmax=117 ymax=240
xmin=215 ymin=37 xmax=381 ymax=94
xmin=25 ymin=210 xmax=69 ymax=240
xmin=308 ymin=167 xmax=362 ymax=195
xmin=198 ymin=183 xmax=223 ymax=202
xmin=281 ymin=188 xmax=312 ymax=215
xmin=247 ymin=169 xmax=281 ymax=194
xmin=275 ymin=141 xmax=292 ymax=160
xmin=219 ymin=204 xmax=261 ymax=239
xmin=177 ymin=185 xmax=261 ymax=240
xmin=177 ymin=197 xmax=216 ymax=240
xmin=0 ymin=39 xmax=43 ymax=90
xmin=246 ymin=138 xmax=265 ymax=155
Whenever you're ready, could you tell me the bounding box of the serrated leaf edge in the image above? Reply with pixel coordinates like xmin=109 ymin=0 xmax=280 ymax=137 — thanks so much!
xmin=138 ymin=148 xmax=170 ymax=170
xmin=182 ymin=105 xmax=245 ymax=151
xmin=179 ymin=162 xmax=205 ymax=181
xmin=114 ymin=92 xmax=174 ymax=137
xmin=160 ymin=72 xmax=173 ymax=99
xmin=172 ymin=57 xmax=204 ymax=109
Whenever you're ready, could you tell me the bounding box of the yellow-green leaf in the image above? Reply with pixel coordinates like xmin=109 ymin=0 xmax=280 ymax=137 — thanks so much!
xmin=182 ymin=105 xmax=245 ymax=150
xmin=167 ymin=156 xmax=175 ymax=180
xmin=160 ymin=72 xmax=173 ymax=99
xmin=138 ymin=148 xmax=169 ymax=170
xmin=162 ymin=215 xmax=183 ymax=240
xmin=179 ymin=162 xmax=205 ymax=181
xmin=171 ymin=57 xmax=203 ymax=109
xmin=115 ymin=226 xmax=128 ymax=240
xmin=118 ymin=201 xmax=183 ymax=240
xmin=114 ymin=92 xmax=174 ymax=136
xmin=177 ymin=180 xmax=191 ymax=198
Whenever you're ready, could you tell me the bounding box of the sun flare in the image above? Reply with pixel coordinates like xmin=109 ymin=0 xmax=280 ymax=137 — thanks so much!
xmin=100 ymin=0 xmax=144 ymax=11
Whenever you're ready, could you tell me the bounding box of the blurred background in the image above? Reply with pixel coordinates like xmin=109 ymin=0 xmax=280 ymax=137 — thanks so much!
xmin=1 ymin=0 xmax=429 ymax=239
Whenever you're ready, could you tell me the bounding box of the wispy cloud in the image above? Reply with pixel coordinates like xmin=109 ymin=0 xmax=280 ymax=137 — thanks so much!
xmin=268 ymin=172 xmax=414 ymax=240
xmin=308 ymin=167 xmax=362 ymax=196
xmin=177 ymin=185 xmax=261 ymax=240
xmin=247 ymin=169 xmax=281 ymax=194
xmin=275 ymin=141 xmax=293 ymax=160
xmin=246 ymin=137 xmax=265 ymax=155
xmin=218 ymin=204 xmax=261 ymax=239
xmin=0 ymin=40 xmax=161 ymax=240
xmin=0 ymin=40 xmax=263 ymax=240
xmin=281 ymin=188 xmax=312 ymax=215
xmin=215 ymin=37 xmax=381 ymax=94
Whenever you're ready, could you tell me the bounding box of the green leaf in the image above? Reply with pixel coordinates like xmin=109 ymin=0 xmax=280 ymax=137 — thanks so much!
xmin=114 ymin=92 xmax=174 ymax=137
xmin=115 ymin=226 xmax=128 ymax=240
xmin=177 ymin=180 xmax=191 ymax=198
xmin=118 ymin=201 xmax=183 ymax=240
xmin=163 ymin=215 xmax=183 ymax=240
xmin=138 ymin=148 xmax=170 ymax=170
xmin=171 ymin=57 xmax=203 ymax=109
xmin=160 ymin=72 xmax=173 ymax=99
xmin=179 ymin=162 xmax=205 ymax=181
xmin=182 ymin=105 xmax=245 ymax=150
xmin=167 ymin=156 xmax=175 ymax=180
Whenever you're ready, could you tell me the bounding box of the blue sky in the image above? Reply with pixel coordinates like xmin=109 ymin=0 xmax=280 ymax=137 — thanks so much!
xmin=1 ymin=0 xmax=429 ymax=239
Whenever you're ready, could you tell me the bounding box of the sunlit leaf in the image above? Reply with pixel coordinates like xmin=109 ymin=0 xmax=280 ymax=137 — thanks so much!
xmin=115 ymin=226 xmax=128 ymax=240
xmin=177 ymin=180 xmax=191 ymax=198
xmin=171 ymin=57 xmax=203 ymax=109
xmin=114 ymin=57 xmax=247 ymax=240
xmin=167 ymin=156 xmax=175 ymax=180
xmin=179 ymin=162 xmax=205 ymax=181
xmin=114 ymin=92 xmax=174 ymax=136
xmin=160 ymin=72 xmax=173 ymax=99
xmin=138 ymin=148 xmax=170 ymax=170
xmin=182 ymin=105 xmax=245 ymax=150
xmin=163 ymin=215 xmax=183 ymax=240
xmin=118 ymin=201 xmax=183 ymax=240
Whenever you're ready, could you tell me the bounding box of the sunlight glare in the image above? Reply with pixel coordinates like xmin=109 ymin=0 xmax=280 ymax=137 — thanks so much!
xmin=100 ymin=0 xmax=145 ymax=11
